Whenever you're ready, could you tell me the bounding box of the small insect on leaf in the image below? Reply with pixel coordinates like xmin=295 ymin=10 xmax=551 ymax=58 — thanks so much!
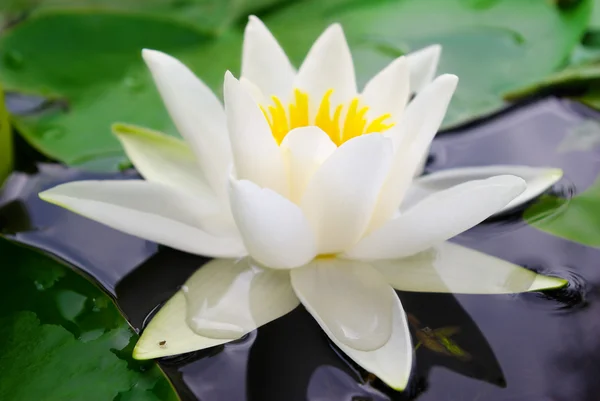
xmin=159 ymin=340 xmax=167 ymax=348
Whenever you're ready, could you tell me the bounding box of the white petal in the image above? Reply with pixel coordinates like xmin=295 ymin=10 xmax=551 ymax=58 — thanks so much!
xmin=290 ymin=258 xmax=395 ymax=351
xmin=280 ymin=127 xmax=337 ymax=204
xmin=301 ymin=134 xmax=393 ymax=254
xmin=291 ymin=258 xmax=412 ymax=390
xmin=229 ymin=179 xmax=317 ymax=269
xmin=347 ymin=175 xmax=526 ymax=260
xmin=403 ymin=165 xmax=564 ymax=215
xmin=360 ymin=56 xmax=409 ymax=122
xmin=295 ymin=24 xmax=357 ymax=116
xmin=373 ymin=242 xmax=568 ymax=294
xmin=113 ymin=123 xmax=215 ymax=199
xmin=224 ymin=72 xmax=288 ymax=196
xmin=133 ymin=291 xmax=229 ymax=360
xmin=183 ymin=257 xmax=299 ymax=338
xmin=407 ymin=44 xmax=441 ymax=94
xmin=142 ymin=49 xmax=231 ymax=198
xmin=242 ymin=16 xmax=296 ymax=100
xmin=367 ymin=74 xmax=458 ymax=231
xmin=39 ymin=180 xmax=246 ymax=257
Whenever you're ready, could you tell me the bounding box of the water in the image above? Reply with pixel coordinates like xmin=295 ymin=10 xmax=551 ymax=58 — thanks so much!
xmin=1 ymin=97 xmax=600 ymax=400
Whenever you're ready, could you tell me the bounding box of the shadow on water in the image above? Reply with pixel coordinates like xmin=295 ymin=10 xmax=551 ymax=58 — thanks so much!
xmin=2 ymin=97 xmax=600 ymax=400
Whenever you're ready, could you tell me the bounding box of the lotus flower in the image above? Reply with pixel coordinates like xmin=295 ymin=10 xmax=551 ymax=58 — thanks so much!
xmin=39 ymin=17 xmax=566 ymax=390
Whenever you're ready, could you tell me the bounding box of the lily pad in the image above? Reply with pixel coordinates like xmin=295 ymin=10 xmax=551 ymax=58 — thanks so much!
xmin=0 ymin=83 xmax=11 ymax=183
xmin=0 ymin=238 xmax=179 ymax=401
xmin=524 ymin=175 xmax=600 ymax=248
xmin=0 ymin=0 xmax=591 ymax=170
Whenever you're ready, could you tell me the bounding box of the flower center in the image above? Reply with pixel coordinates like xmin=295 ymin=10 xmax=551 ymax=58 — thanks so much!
xmin=261 ymin=89 xmax=395 ymax=146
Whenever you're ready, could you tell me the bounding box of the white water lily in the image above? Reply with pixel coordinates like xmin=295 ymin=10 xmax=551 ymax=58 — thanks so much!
xmin=39 ymin=17 xmax=567 ymax=391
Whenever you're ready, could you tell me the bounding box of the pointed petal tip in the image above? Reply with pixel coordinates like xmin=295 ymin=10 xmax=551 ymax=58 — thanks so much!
xmin=548 ymin=168 xmax=564 ymax=181
xmin=141 ymin=48 xmax=165 ymax=65
xmin=528 ymin=274 xmax=568 ymax=292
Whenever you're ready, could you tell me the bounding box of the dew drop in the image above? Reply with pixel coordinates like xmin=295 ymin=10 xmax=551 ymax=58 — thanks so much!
xmin=3 ymin=50 xmax=24 ymax=70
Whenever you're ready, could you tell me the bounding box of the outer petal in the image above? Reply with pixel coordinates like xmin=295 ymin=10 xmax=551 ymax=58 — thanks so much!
xmin=290 ymin=258 xmax=394 ymax=351
xmin=113 ymin=123 xmax=215 ymax=199
xmin=133 ymin=291 xmax=229 ymax=360
xmin=406 ymin=44 xmax=441 ymax=94
xmin=403 ymin=165 xmax=564 ymax=215
xmin=224 ymin=72 xmax=288 ymax=196
xmin=184 ymin=257 xmax=300 ymax=338
xmin=373 ymin=242 xmax=568 ymax=294
xmin=39 ymin=180 xmax=246 ymax=257
xmin=367 ymin=74 xmax=458 ymax=231
xmin=291 ymin=258 xmax=412 ymax=390
xmin=295 ymin=24 xmax=357 ymax=115
xmin=301 ymin=134 xmax=393 ymax=254
xmin=360 ymin=56 xmax=409 ymax=122
xmin=280 ymin=126 xmax=337 ymax=204
xmin=346 ymin=175 xmax=526 ymax=260
xmin=142 ymin=49 xmax=231 ymax=198
xmin=229 ymin=179 xmax=317 ymax=269
xmin=242 ymin=16 xmax=296 ymax=101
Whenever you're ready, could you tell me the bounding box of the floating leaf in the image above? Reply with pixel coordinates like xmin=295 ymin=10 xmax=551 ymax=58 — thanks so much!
xmin=0 ymin=238 xmax=179 ymax=401
xmin=525 ymin=175 xmax=600 ymax=248
xmin=0 ymin=83 xmax=11 ymax=183
xmin=0 ymin=0 xmax=591 ymax=170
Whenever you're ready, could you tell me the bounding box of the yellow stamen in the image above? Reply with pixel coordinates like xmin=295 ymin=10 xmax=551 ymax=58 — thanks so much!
xmin=262 ymin=88 xmax=394 ymax=146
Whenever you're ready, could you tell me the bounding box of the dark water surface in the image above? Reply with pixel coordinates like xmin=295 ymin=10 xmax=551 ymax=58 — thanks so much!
xmin=2 ymin=97 xmax=600 ymax=401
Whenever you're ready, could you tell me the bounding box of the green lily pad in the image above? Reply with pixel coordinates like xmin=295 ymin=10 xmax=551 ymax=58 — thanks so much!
xmin=0 ymin=83 xmax=11 ymax=183
xmin=0 ymin=0 xmax=591 ymax=170
xmin=0 ymin=0 xmax=290 ymax=35
xmin=524 ymin=175 xmax=600 ymax=249
xmin=0 ymin=238 xmax=179 ymax=401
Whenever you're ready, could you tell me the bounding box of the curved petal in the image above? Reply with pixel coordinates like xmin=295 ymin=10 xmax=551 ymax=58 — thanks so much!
xmin=133 ymin=291 xmax=229 ymax=360
xmin=142 ymin=49 xmax=231 ymax=198
xmin=184 ymin=257 xmax=299 ymax=338
xmin=113 ymin=123 xmax=215 ymax=199
xmin=242 ymin=15 xmax=296 ymax=100
xmin=295 ymin=24 xmax=356 ymax=115
xmin=280 ymin=126 xmax=337 ymax=203
xmin=229 ymin=179 xmax=317 ymax=269
xmin=373 ymin=242 xmax=568 ymax=294
xmin=360 ymin=56 xmax=409 ymax=122
xmin=346 ymin=175 xmax=526 ymax=260
xmin=290 ymin=258 xmax=394 ymax=351
xmin=367 ymin=74 xmax=458 ymax=231
xmin=407 ymin=44 xmax=441 ymax=94
xmin=39 ymin=180 xmax=246 ymax=257
xmin=224 ymin=72 xmax=288 ymax=196
xmin=403 ymin=165 xmax=564 ymax=215
xmin=291 ymin=258 xmax=412 ymax=390
xmin=301 ymin=134 xmax=393 ymax=254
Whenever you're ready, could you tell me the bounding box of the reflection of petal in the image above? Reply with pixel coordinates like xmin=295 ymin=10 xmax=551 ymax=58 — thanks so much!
xmin=184 ymin=258 xmax=300 ymax=338
xmin=404 ymin=165 xmax=563 ymax=215
xmin=373 ymin=242 xmax=567 ymax=294
xmin=133 ymin=292 xmax=229 ymax=360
